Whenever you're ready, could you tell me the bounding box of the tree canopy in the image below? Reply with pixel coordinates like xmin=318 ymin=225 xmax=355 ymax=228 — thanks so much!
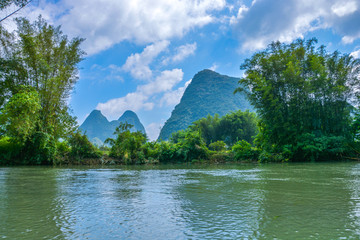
xmin=236 ymin=38 xmax=360 ymax=161
xmin=188 ymin=110 xmax=258 ymax=146
xmin=1 ymin=16 xmax=84 ymax=139
xmin=0 ymin=16 xmax=85 ymax=164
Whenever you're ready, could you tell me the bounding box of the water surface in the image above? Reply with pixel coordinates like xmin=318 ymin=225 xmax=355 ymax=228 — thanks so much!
xmin=0 ymin=162 xmax=359 ymax=239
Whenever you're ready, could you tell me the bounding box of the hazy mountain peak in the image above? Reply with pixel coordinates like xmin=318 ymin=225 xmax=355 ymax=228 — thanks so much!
xmin=80 ymin=110 xmax=146 ymax=145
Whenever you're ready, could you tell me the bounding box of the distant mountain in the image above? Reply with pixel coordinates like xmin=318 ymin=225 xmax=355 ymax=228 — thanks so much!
xmin=80 ymin=110 xmax=146 ymax=145
xmin=158 ymin=69 xmax=253 ymax=140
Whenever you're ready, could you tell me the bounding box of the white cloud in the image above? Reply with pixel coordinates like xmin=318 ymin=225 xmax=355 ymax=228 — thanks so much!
xmin=96 ymin=92 xmax=154 ymax=119
xmin=96 ymin=69 xmax=184 ymax=119
xmin=139 ymin=69 xmax=183 ymax=95
xmin=160 ymin=79 xmax=192 ymax=106
xmin=232 ymin=0 xmax=360 ymax=51
xmin=351 ymin=49 xmax=360 ymax=58
xmin=162 ymin=43 xmax=197 ymax=65
xmin=17 ymin=0 xmax=225 ymax=55
xmin=146 ymin=122 xmax=164 ymax=141
xmin=209 ymin=63 xmax=218 ymax=71
xmin=331 ymin=1 xmax=357 ymax=17
xmin=122 ymin=41 xmax=169 ymax=81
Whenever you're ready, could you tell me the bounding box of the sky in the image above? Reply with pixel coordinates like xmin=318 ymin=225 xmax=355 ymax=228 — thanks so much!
xmin=1 ymin=0 xmax=360 ymax=140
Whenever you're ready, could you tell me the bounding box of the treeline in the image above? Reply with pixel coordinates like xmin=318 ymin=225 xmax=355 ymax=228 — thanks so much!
xmin=236 ymin=38 xmax=360 ymax=161
xmin=1 ymin=15 xmax=360 ymax=165
xmin=0 ymin=16 xmax=92 ymax=165
xmin=101 ymin=110 xmax=258 ymax=164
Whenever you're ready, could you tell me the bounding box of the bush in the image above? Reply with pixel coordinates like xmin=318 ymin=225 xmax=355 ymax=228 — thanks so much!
xmin=232 ymin=140 xmax=259 ymax=161
xmin=21 ymin=131 xmax=56 ymax=165
xmin=170 ymin=130 xmax=209 ymax=162
xmin=209 ymin=151 xmax=232 ymax=162
xmin=292 ymin=133 xmax=347 ymax=161
xmin=208 ymin=141 xmax=226 ymax=151
xmin=68 ymin=131 xmax=101 ymax=161
xmin=0 ymin=137 xmax=22 ymax=165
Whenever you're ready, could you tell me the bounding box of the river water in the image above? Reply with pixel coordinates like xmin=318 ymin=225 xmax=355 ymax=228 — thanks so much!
xmin=0 ymin=162 xmax=359 ymax=239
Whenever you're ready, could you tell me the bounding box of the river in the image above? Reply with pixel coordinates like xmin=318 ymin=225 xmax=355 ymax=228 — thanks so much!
xmin=0 ymin=162 xmax=359 ymax=239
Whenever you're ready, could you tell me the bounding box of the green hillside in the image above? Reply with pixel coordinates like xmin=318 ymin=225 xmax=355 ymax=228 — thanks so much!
xmin=158 ymin=69 xmax=252 ymax=140
xmin=80 ymin=110 xmax=146 ymax=145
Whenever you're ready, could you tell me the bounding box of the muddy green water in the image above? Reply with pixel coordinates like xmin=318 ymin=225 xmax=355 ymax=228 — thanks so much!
xmin=0 ymin=162 xmax=359 ymax=239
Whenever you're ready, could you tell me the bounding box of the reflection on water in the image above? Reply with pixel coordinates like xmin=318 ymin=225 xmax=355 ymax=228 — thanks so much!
xmin=0 ymin=163 xmax=359 ymax=239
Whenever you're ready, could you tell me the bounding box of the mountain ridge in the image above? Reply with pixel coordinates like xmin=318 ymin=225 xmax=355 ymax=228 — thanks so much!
xmin=80 ymin=110 xmax=146 ymax=145
xmin=157 ymin=69 xmax=252 ymax=140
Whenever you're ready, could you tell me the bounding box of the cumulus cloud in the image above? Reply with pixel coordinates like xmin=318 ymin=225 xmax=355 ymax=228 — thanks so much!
xmin=96 ymin=92 xmax=154 ymax=119
xmin=146 ymin=122 xmax=164 ymax=141
xmin=162 ymin=43 xmax=197 ymax=65
xmin=139 ymin=69 xmax=183 ymax=95
xmin=18 ymin=0 xmax=225 ymax=55
xmin=331 ymin=1 xmax=357 ymax=17
xmin=122 ymin=41 xmax=170 ymax=80
xmin=209 ymin=63 xmax=218 ymax=71
xmin=160 ymin=79 xmax=192 ymax=106
xmin=232 ymin=0 xmax=360 ymax=51
xmin=96 ymin=69 xmax=184 ymax=119
xmin=350 ymin=49 xmax=360 ymax=58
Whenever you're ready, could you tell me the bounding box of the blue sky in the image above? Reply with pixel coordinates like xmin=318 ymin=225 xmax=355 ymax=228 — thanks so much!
xmin=2 ymin=0 xmax=360 ymax=140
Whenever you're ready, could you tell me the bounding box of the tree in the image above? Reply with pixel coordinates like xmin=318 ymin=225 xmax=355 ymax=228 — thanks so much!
xmin=189 ymin=110 xmax=258 ymax=146
xmin=170 ymin=129 xmax=209 ymax=162
xmin=68 ymin=130 xmax=101 ymax=161
xmin=0 ymin=85 xmax=40 ymax=143
xmin=0 ymin=16 xmax=84 ymax=164
xmin=1 ymin=16 xmax=84 ymax=139
xmin=236 ymin=38 xmax=360 ymax=161
xmin=105 ymin=123 xmax=147 ymax=163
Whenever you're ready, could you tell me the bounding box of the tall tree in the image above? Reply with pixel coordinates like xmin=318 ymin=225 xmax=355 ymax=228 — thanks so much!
xmin=189 ymin=110 xmax=258 ymax=146
xmin=1 ymin=16 xmax=84 ymax=139
xmin=236 ymin=39 xmax=360 ymax=160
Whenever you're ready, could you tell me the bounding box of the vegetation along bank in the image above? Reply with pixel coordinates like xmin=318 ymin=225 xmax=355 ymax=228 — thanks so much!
xmin=0 ymin=16 xmax=359 ymax=165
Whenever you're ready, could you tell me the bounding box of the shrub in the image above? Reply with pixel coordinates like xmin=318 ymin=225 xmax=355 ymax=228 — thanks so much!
xmin=232 ymin=140 xmax=259 ymax=161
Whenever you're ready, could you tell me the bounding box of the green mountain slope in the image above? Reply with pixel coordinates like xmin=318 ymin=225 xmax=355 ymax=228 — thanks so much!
xmin=158 ymin=69 xmax=252 ymax=140
xmin=80 ymin=110 xmax=146 ymax=145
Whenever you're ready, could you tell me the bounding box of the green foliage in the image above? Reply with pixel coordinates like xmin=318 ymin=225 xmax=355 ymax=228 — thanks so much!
xmin=237 ymin=38 xmax=360 ymax=161
xmin=352 ymin=105 xmax=360 ymax=142
xmin=156 ymin=141 xmax=177 ymax=163
xmin=68 ymin=131 xmax=101 ymax=161
xmin=170 ymin=130 xmax=209 ymax=162
xmin=0 ymin=16 xmax=85 ymax=164
xmin=209 ymin=151 xmax=232 ymax=162
xmin=292 ymin=134 xmax=347 ymax=161
xmin=0 ymin=85 xmax=40 ymax=143
xmin=1 ymin=16 xmax=83 ymax=139
xmin=79 ymin=110 xmax=146 ymax=145
xmin=0 ymin=0 xmax=29 ymax=10
xmin=232 ymin=140 xmax=259 ymax=161
xmin=55 ymin=140 xmax=70 ymax=161
xmin=105 ymin=122 xmax=147 ymax=163
xmin=0 ymin=137 xmax=21 ymax=165
xmin=208 ymin=140 xmax=226 ymax=151
xmin=141 ymin=141 xmax=161 ymax=160
xmin=158 ymin=69 xmax=252 ymax=140
xmin=21 ymin=131 xmax=56 ymax=165
xmin=190 ymin=110 xmax=258 ymax=146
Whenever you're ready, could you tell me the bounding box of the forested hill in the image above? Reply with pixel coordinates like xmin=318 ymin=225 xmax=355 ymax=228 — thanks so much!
xmin=80 ymin=110 xmax=146 ymax=145
xmin=158 ymin=69 xmax=253 ymax=140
